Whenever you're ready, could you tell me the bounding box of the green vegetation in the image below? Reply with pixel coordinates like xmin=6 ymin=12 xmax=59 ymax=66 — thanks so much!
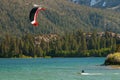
xmin=104 ymin=52 xmax=120 ymax=65
xmin=0 ymin=30 xmax=119 ymax=58
xmin=0 ymin=0 xmax=120 ymax=37
xmin=0 ymin=0 xmax=120 ymax=58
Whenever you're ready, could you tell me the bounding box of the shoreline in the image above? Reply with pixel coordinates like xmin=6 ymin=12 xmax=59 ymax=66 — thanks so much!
xmin=106 ymin=65 xmax=120 ymax=69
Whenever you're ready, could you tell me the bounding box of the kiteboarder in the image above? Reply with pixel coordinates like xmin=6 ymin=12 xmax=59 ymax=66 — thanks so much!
xmin=82 ymin=70 xmax=84 ymax=73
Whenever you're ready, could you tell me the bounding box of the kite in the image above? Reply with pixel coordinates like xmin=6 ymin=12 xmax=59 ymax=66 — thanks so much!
xmin=29 ymin=6 xmax=45 ymax=26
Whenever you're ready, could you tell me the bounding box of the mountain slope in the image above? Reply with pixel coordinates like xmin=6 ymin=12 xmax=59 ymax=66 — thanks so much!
xmin=0 ymin=0 xmax=120 ymax=36
xmin=70 ymin=0 xmax=120 ymax=11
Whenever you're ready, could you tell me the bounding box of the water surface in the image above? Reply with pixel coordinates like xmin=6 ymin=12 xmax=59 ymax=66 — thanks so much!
xmin=0 ymin=58 xmax=120 ymax=80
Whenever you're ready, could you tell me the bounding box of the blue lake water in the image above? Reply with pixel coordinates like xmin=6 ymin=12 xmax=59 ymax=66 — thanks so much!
xmin=0 ymin=58 xmax=120 ymax=80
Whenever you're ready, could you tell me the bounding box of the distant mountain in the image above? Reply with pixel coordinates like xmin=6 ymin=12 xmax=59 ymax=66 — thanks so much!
xmin=70 ymin=0 xmax=120 ymax=11
xmin=0 ymin=0 xmax=120 ymax=37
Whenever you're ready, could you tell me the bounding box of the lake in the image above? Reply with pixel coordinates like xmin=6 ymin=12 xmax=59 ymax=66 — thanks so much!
xmin=0 ymin=58 xmax=120 ymax=80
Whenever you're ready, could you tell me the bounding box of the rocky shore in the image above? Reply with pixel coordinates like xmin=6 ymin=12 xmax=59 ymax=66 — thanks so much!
xmin=104 ymin=52 xmax=120 ymax=65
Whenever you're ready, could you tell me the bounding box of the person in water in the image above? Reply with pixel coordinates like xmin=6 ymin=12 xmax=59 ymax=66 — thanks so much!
xmin=82 ymin=70 xmax=84 ymax=73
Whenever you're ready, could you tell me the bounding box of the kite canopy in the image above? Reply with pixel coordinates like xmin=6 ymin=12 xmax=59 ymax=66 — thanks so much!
xmin=29 ymin=7 xmax=45 ymax=26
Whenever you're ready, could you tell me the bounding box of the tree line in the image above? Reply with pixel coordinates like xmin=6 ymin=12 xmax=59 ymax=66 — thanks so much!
xmin=0 ymin=30 xmax=120 ymax=58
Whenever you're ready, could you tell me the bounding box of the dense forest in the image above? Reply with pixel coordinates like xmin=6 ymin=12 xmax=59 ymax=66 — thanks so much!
xmin=0 ymin=30 xmax=120 ymax=58
xmin=0 ymin=0 xmax=120 ymax=58
xmin=0 ymin=0 xmax=120 ymax=37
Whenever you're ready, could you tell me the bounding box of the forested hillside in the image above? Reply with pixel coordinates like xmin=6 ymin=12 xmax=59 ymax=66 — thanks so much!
xmin=0 ymin=0 xmax=120 ymax=37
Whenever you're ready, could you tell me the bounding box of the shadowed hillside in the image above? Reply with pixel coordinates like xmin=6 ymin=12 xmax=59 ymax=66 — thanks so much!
xmin=0 ymin=0 xmax=120 ymax=36
xmin=70 ymin=0 xmax=120 ymax=11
